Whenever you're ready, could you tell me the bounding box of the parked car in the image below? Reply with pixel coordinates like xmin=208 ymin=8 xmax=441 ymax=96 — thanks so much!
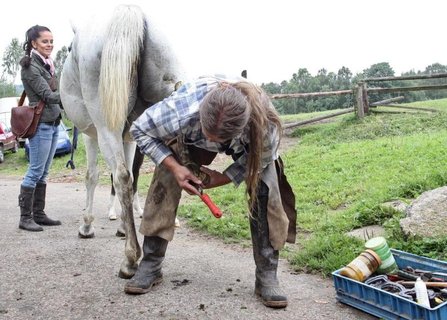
xmin=0 ymin=120 xmax=19 ymax=163
xmin=24 ymin=122 xmax=72 ymax=161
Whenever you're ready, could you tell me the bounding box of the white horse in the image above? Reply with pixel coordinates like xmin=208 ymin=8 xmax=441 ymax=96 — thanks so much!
xmin=60 ymin=4 xmax=185 ymax=278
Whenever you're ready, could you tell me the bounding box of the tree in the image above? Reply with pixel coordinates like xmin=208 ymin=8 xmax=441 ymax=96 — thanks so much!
xmin=2 ymin=38 xmax=23 ymax=82
xmin=0 ymin=78 xmax=16 ymax=98
xmin=423 ymin=63 xmax=447 ymax=100
xmin=362 ymin=62 xmax=395 ymax=79
xmin=424 ymin=63 xmax=447 ymax=75
xmin=362 ymin=62 xmax=395 ymax=103
xmin=336 ymin=66 xmax=352 ymax=89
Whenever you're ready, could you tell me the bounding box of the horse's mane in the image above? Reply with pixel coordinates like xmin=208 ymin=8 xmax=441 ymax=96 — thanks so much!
xmin=99 ymin=5 xmax=145 ymax=130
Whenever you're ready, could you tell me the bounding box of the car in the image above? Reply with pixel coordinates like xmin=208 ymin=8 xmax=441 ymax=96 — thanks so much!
xmin=0 ymin=120 xmax=19 ymax=163
xmin=24 ymin=122 xmax=73 ymax=161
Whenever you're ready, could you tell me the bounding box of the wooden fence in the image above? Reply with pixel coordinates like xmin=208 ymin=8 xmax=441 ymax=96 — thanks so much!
xmin=273 ymin=72 xmax=447 ymax=129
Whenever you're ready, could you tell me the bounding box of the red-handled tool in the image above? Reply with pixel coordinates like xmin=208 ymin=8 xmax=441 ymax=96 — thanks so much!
xmin=197 ymin=186 xmax=222 ymax=218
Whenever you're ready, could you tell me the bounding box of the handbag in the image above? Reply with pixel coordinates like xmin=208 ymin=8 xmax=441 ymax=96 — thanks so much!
xmin=10 ymin=91 xmax=45 ymax=139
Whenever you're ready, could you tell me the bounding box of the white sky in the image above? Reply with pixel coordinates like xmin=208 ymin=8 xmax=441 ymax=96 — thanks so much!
xmin=1 ymin=0 xmax=446 ymax=84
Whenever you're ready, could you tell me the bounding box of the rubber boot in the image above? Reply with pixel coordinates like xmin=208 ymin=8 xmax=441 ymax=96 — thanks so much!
xmin=124 ymin=236 xmax=168 ymax=294
xmin=33 ymin=182 xmax=61 ymax=226
xmin=250 ymin=181 xmax=288 ymax=308
xmin=18 ymin=186 xmax=43 ymax=232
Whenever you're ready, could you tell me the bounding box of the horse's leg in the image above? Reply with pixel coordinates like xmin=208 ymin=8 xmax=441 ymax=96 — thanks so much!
xmin=108 ymin=145 xmax=143 ymax=221
xmin=115 ymin=141 xmax=138 ymax=237
xmin=98 ymin=134 xmax=140 ymax=278
xmin=79 ymin=134 xmax=99 ymax=238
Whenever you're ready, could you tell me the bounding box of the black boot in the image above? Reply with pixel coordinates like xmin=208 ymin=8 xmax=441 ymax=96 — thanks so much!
xmin=18 ymin=186 xmax=43 ymax=232
xmin=33 ymin=182 xmax=61 ymax=226
xmin=124 ymin=236 xmax=168 ymax=294
xmin=250 ymin=181 xmax=288 ymax=308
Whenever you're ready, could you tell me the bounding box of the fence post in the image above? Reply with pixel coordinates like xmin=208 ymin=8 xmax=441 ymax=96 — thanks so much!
xmin=361 ymin=82 xmax=369 ymax=114
xmin=356 ymin=82 xmax=365 ymax=118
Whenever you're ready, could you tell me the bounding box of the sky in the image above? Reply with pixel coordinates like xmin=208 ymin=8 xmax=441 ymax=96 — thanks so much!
xmin=1 ymin=0 xmax=446 ymax=85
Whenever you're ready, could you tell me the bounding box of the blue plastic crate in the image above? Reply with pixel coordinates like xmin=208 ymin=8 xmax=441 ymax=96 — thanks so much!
xmin=332 ymin=249 xmax=447 ymax=320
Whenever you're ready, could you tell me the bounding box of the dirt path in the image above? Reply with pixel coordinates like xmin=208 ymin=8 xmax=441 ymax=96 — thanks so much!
xmin=0 ymin=176 xmax=376 ymax=319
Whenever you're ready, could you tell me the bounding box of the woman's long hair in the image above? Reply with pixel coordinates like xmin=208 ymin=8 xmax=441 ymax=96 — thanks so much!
xmin=200 ymin=81 xmax=283 ymax=207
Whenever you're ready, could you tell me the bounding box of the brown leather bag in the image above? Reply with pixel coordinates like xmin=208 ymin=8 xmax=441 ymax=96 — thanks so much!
xmin=10 ymin=91 xmax=45 ymax=139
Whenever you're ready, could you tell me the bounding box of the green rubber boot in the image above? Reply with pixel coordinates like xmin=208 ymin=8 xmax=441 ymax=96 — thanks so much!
xmin=250 ymin=181 xmax=288 ymax=308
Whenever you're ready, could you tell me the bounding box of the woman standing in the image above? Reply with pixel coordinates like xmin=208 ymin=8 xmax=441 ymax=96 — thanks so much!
xmin=18 ymin=25 xmax=62 ymax=231
xmin=126 ymin=76 xmax=297 ymax=308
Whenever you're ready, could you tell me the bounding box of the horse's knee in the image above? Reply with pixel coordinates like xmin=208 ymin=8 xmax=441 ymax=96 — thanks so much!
xmin=85 ymin=168 xmax=99 ymax=186
xmin=116 ymin=163 xmax=132 ymax=187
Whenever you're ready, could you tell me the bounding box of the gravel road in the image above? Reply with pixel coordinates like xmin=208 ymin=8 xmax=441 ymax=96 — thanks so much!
xmin=0 ymin=177 xmax=376 ymax=319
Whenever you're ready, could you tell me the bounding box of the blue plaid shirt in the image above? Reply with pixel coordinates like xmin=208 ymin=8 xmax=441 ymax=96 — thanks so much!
xmin=130 ymin=76 xmax=280 ymax=186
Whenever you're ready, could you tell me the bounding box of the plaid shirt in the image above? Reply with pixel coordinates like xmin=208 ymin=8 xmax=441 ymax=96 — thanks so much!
xmin=130 ymin=76 xmax=280 ymax=186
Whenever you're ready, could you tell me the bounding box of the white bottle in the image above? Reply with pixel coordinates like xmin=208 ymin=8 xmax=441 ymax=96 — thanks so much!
xmin=415 ymin=277 xmax=430 ymax=308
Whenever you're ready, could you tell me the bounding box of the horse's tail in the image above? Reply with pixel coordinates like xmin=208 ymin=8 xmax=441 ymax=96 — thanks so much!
xmin=99 ymin=5 xmax=145 ymax=131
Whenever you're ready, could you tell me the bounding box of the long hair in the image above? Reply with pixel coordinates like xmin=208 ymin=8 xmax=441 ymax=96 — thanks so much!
xmin=20 ymin=25 xmax=51 ymax=68
xmin=200 ymin=81 xmax=283 ymax=207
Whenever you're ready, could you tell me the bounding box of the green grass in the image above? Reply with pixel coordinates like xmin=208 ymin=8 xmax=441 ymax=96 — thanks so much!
xmin=3 ymin=100 xmax=447 ymax=276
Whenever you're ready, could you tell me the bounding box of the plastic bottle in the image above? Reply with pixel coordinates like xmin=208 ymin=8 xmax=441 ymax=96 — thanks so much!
xmin=414 ymin=277 xmax=430 ymax=308
xmin=364 ymin=237 xmax=398 ymax=274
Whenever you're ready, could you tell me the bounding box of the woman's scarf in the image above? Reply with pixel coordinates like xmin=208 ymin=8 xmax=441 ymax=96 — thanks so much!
xmin=31 ymin=49 xmax=55 ymax=76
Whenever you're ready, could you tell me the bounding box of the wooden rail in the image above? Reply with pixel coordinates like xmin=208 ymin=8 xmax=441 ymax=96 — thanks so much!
xmin=271 ymin=73 xmax=447 ymax=128
xmin=367 ymin=84 xmax=447 ymax=94
xmin=270 ymin=89 xmax=352 ymax=100
xmin=364 ymin=72 xmax=447 ymax=82
xmin=283 ymin=108 xmax=355 ymax=129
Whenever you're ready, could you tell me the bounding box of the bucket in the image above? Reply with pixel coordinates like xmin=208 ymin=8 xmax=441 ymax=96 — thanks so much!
xmin=339 ymin=249 xmax=382 ymax=282
xmin=365 ymin=237 xmax=398 ymax=274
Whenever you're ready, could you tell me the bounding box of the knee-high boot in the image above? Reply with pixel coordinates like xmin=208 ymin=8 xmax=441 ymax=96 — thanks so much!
xmin=124 ymin=236 xmax=168 ymax=294
xmin=33 ymin=182 xmax=61 ymax=226
xmin=250 ymin=181 xmax=288 ymax=308
xmin=18 ymin=185 xmax=43 ymax=232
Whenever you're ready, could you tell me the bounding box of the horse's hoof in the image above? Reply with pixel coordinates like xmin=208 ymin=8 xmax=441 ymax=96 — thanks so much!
xmin=78 ymin=225 xmax=95 ymax=238
xmin=116 ymin=230 xmax=126 ymax=237
xmin=118 ymin=261 xmax=138 ymax=279
xmin=78 ymin=232 xmax=95 ymax=239
xmin=118 ymin=270 xmax=134 ymax=279
xmin=109 ymin=214 xmax=117 ymax=220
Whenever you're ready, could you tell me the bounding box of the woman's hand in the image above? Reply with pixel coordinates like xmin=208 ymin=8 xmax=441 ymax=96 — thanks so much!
xmin=200 ymin=166 xmax=231 ymax=189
